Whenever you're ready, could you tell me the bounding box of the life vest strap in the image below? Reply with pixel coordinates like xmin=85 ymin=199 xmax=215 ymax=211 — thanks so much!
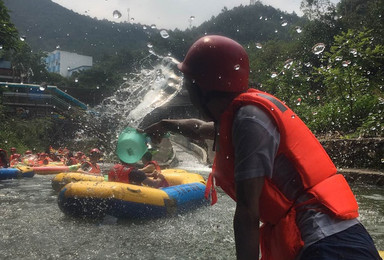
xmin=205 ymin=172 xmax=217 ymax=205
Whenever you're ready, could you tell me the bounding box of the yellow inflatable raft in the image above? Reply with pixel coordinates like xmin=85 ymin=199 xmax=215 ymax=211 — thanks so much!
xmin=33 ymin=164 xmax=80 ymax=175
xmin=52 ymin=172 xmax=104 ymax=192
xmin=57 ymin=169 xmax=208 ymax=219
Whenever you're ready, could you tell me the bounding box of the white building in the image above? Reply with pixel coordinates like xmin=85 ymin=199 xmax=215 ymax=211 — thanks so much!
xmin=45 ymin=50 xmax=93 ymax=78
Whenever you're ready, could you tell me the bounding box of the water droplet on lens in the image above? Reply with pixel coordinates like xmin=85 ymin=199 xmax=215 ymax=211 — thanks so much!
xmin=342 ymin=60 xmax=351 ymax=67
xmin=284 ymin=59 xmax=293 ymax=69
xmin=271 ymin=72 xmax=278 ymax=78
xmin=234 ymin=64 xmax=240 ymax=71
xmin=295 ymin=26 xmax=302 ymax=33
xmin=160 ymin=30 xmax=169 ymax=39
xmin=281 ymin=21 xmax=288 ymax=27
xmin=350 ymin=48 xmax=358 ymax=56
xmin=335 ymin=56 xmax=342 ymax=61
xmin=113 ymin=10 xmax=122 ymax=19
xmin=312 ymin=43 xmax=326 ymax=55
xmin=255 ymin=43 xmax=263 ymax=49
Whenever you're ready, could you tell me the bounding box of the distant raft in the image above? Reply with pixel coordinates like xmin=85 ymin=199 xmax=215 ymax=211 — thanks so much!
xmin=0 ymin=166 xmax=35 ymax=180
xmin=58 ymin=169 xmax=208 ymax=219
xmin=33 ymin=164 xmax=80 ymax=175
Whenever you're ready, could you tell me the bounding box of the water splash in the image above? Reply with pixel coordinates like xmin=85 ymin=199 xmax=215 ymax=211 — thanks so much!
xmin=77 ymin=53 xmax=183 ymax=155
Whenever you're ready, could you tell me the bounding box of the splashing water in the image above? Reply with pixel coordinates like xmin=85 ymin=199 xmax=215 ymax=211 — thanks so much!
xmin=76 ymin=53 xmax=183 ymax=156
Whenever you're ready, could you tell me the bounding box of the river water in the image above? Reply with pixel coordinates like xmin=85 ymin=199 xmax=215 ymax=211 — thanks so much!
xmin=0 ymin=143 xmax=383 ymax=259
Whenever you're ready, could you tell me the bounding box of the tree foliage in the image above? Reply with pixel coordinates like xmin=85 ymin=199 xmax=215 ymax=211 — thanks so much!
xmin=0 ymin=0 xmax=19 ymax=51
xmin=1 ymin=0 xmax=384 ymax=139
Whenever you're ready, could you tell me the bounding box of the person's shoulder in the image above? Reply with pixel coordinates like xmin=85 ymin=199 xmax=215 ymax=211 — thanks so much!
xmin=236 ymin=104 xmax=271 ymax=123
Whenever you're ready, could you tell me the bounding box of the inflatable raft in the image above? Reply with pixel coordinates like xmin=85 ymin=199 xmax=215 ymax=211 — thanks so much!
xmin=58 ymin=169 xmax=208 ymax=219
xmin=0 ymin=166 xmax=35 ymax=180
xmin=33 ymin=164 xmax=80 ymax=175
xmin=52 ymin=172 xmax=104 ymax=192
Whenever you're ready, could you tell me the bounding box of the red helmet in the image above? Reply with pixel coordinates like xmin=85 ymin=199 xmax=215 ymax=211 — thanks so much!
xmin=11 ymin=147 xmax=16 ymax=152
xmin=90 ymin=148 xmax=101 ymax=154
xmin=177 ymin=35 xmax=249 ymax=93
xmin=25 ymin=150 xmax=32 ymax=154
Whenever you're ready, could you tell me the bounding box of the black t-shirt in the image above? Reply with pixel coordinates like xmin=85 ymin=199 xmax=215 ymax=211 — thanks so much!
xmin=129 ymin=169 xmax=147 ymax=184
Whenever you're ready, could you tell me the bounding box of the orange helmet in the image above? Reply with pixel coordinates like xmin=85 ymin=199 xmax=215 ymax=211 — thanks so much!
xmin=177 ymin=35 xmax=249 ymax=93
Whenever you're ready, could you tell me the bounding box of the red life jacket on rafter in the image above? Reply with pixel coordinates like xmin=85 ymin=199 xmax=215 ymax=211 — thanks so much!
xmin=108 ymin=164 xmax=134 ymax=183
xmin=204 ymin=88 xmax=359 ymax=260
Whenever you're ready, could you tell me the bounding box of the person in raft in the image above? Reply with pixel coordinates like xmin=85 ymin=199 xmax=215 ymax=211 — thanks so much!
xmin=79 ymin=148 xmax=102 ymax=175
xmin=0 ymin=149 xmax=9 ymax=168
xmin=143 ymin=35 xmax=381 ymax=260
xmin=108 ymin=152 xmax=168 ymax=188
xmin=9 ymin=147 xmax=17 ymax=161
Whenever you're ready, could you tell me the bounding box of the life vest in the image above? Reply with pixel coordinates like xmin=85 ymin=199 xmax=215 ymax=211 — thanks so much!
xmin=10 ymin=154 xmax=21 ymax=167
xmin=66 ymin=157 xmax=79 ymax=166
xmin=81 ymin=161 xmax=101 ymax=174
xmin=9 ymin=154 xmax=18 ymax=162
xmin=205 ymin=88 xmax=359 ymax=260
xmin=108 ymin=164 xmax=134 ymax=183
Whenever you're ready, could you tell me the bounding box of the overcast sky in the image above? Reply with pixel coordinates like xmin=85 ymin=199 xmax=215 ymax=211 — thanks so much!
xmin=51 ymin=0 xmax=339 ymax=30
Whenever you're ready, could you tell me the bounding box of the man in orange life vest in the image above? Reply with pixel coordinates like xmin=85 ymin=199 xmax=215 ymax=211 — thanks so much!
xmin=143 ymin=35 xmax=381 ymax=260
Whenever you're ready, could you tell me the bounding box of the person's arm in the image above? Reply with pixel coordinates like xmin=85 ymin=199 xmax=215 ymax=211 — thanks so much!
xmin=234 ymin=177 xmax=264 ymax=260
xmin=139 ymin=164 xmax=156 ymax=174
xmin=142 ymin=119 xmax=215 ymax=143
xmin=141 ymin=172 xmax=167 ymax=188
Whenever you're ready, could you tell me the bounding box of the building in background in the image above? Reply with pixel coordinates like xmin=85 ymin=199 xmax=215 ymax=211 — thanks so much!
xmin=45 ymin=50 xmax=93 ymax=78
xmin=0 ymin=59 xmax=20 ymax=82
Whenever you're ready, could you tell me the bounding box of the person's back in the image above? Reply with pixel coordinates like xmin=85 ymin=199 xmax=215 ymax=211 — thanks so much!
xmin=0 ymin=149 xmax=9 ymax=168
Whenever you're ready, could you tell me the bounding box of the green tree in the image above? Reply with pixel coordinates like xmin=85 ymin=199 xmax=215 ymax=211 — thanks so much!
xmin=0 ymin=0 xmax=19 ymax=51
xmin=317 ymin=28 xmax=384 ymax=134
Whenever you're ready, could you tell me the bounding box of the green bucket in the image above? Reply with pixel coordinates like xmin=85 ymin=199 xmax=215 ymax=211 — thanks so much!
xmin=116 ymin=127 xmax=148 ymax=164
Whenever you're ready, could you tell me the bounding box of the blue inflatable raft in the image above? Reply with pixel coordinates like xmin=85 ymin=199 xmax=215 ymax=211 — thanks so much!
xmin=58 ymin=169 xmax=209 ymax=219
xmin=0 ymin=166 xmax=35 ymax=180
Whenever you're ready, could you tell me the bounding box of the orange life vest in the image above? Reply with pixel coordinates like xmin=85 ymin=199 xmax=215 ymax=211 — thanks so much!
xmin=108 ymin=164 xmax=134 ymax=183
xmin=205 ymin=89 xmax=359 ymax=260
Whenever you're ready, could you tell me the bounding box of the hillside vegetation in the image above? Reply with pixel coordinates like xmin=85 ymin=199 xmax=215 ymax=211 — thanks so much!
xmin=0 ymin=0 xmax=383 ymax=153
